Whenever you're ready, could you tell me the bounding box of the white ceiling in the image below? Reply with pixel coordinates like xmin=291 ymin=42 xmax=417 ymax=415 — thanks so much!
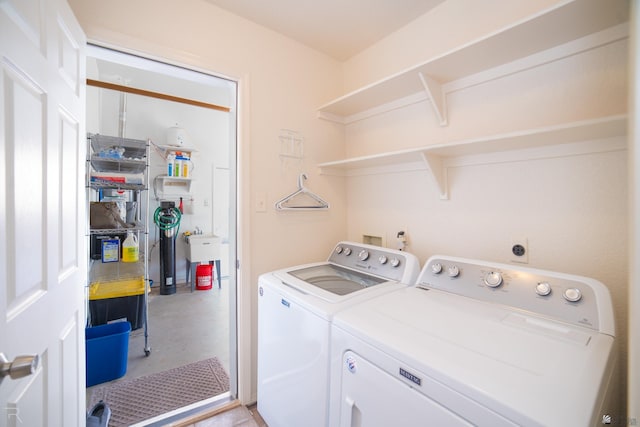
xmin=202 ymin=0 xmax=446 ymax=61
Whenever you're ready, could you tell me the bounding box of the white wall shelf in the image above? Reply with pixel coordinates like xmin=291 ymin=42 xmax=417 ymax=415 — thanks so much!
xmin=155 ymin=175 xmax=194 ymax=195
xmin=318 ymin=115 xmax=627 ymax=199
xmin=155 ymin=144 xmax=198 ymax=162
xmin=316 ymin=0 xmax=629 ymax=125
xmin=159 ymin=144 xmax=198 ymax=153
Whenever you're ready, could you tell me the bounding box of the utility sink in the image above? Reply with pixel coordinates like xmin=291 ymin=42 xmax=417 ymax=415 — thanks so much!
xmin=185 ymin=234 xmax=222 ymax=291
xmin=185 ymin=234 xmax=221 ymax=262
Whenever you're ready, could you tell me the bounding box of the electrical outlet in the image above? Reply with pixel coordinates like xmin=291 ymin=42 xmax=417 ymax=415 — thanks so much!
xmin=510 ymin=237 xmax=529 ymax=264
xmin=400 ymin=226 xmax=407 ymax=239
xmin=396 ymin=227 xmax=408 ymax=251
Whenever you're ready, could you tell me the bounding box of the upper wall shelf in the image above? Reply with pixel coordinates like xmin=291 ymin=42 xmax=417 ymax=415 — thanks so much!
xmin=318 ymin=115 xmax=627 ymax=199
xmin=158 ymin=144 xmax=198 ymax=154
xmin=317 ymin=0 xmax=629 ymax=124
xmin=155 ymin=175 xmax=193 ymax=195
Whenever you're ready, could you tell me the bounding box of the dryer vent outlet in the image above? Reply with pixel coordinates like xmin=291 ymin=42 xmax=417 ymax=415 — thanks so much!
xmin=363 ymin=234 xmax=384 ymax=247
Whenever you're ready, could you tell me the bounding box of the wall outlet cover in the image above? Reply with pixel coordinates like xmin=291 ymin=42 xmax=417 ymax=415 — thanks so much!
xmin=510 ymin=236 xmax=529 ymax=263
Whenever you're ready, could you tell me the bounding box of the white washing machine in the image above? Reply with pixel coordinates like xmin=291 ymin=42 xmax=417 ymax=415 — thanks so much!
xmin=329 ymin=255 xmax=616 ymax=427
xmin=257 ymin=241 xmax=420 ymax=427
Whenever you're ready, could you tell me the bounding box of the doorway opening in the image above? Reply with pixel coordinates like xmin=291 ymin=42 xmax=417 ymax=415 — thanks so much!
xmin=85 ymin=44 xmax=238 ymax=423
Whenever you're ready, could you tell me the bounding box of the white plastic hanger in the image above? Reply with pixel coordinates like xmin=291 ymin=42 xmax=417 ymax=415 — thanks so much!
xmin=275 ymin=173 xmax=330 ymax=210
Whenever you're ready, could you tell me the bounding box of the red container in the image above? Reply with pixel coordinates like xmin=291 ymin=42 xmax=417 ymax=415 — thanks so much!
xmin=196 ymin=264 xmax=213 ymax=290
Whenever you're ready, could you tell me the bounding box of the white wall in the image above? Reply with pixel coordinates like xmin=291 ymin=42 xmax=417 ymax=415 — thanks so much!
xmin=342 ymin=0 xmax=562 ymax=93
xmin=341 ymin=0 xmax=630 ymax=419
xmin=70 ymin=0 xmax=345 ymax=402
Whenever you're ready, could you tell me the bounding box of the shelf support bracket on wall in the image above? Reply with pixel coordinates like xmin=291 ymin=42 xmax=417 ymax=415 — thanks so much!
xmin=418 ymin=72 xmax=447 ymax=127
xmin=421 ymin=151 xmax=449 ymax=200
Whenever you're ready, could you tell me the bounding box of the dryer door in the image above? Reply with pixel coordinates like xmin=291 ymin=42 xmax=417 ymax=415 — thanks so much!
xmin=339 ymin=351 xmax=472 ymax=427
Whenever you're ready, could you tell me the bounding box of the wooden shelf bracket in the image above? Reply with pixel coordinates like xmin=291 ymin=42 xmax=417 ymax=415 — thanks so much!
xmin=421 ymin=152 xmax=449 ymax=200
xmin=418 ymin=72 xmax=447 ymax=127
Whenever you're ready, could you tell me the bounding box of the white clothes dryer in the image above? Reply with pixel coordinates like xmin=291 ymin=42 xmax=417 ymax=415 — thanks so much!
xmin=329 ymin=255 xmax=616 ymax=427
xmin=257 ymin=242 xmax=420 ymax=427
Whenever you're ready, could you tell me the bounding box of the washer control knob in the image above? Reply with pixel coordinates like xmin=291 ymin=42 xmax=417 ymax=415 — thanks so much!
xmin=483 ymin=272 xmax=503 ymax=288
xmin=390 ymin=258 xmax=401 ymax=268
xmin=535 ymin=282 xmax=552 ymax=296
xmin=431 ymin=263 xmax=443 ymax=274
xmin=378 ymin=255 xmax=388 ymax=265
xmin=335 ymin=246 xmax=343 ymax=254
xmin=447 ymin=265 xmax=460 ymax=278
xmin=358 ymin=250 xmax=370 ymax=261
xmin=344 ymin=247 xmax=352 ymax=256
xmin=563 ymin=288 xmax=582 ymax=302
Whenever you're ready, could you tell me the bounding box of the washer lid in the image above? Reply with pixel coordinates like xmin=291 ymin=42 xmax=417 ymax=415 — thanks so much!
xmin=272 ymin=263 xmax=397 ymax=305
xmin=262 ymin=269 xmax=406 ymax=319
xmin=288 ymin=264 xmax=386 ymax=296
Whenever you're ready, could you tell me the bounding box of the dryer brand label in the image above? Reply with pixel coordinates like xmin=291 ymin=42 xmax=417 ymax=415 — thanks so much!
xmin=281 ymin=298 xmax=290 ymax=308
xmin=399 ymin=367 xmax=421 ymax=386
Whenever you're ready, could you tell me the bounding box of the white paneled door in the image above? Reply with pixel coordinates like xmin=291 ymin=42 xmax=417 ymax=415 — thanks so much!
xmin=0 ymin=0 xmax=86 ymax=426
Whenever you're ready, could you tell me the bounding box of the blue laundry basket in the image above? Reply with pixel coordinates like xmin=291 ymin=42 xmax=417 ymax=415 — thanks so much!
xmin=85 ymin=321 xmax=131 ymax=387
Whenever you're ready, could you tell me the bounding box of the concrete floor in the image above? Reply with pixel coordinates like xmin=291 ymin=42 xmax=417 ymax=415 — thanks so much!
xmin=125 ymin=274 xmax=268 ymax=426
xmin=126 ymin=279 xmax=231 ymax=379
xmin=85 ymin=240 xmax=255 ymax=426
xmin=86 ymin=276 xmax=232 ymax=421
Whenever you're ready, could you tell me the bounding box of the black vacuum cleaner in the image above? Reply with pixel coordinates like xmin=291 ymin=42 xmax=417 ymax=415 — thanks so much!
xmin=154 ymin=201 xmax=181 ymax=295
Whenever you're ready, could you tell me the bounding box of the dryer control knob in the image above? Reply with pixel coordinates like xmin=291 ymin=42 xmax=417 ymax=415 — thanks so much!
xmin=390 ymin=258 xmax=401 ymax=268
xmin=447 ymin=265 xmax=460 ymax=278
xmin=358 ymin=250 xmax=370 ymax=261
xmin=563 ymin=288 xmax=582 ymax=302
xmin=483 ymin=271 xmax=503 ymax=288
xmin=344 ymin=247 xmax=352 ymax=256
xmin=536 ymin=282 xmax=552 ymax=296
xmin=378 ymin=255 xmax=388 ymax=265
xmin=335 ymin=246 xmax=343 ymax=254
xmin=431 ymin=263 xmax=443 ymax=274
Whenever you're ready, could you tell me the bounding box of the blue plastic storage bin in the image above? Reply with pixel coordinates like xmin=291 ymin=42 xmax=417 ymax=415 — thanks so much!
xmin=85 ymin=321 xmax=131 ymax=387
